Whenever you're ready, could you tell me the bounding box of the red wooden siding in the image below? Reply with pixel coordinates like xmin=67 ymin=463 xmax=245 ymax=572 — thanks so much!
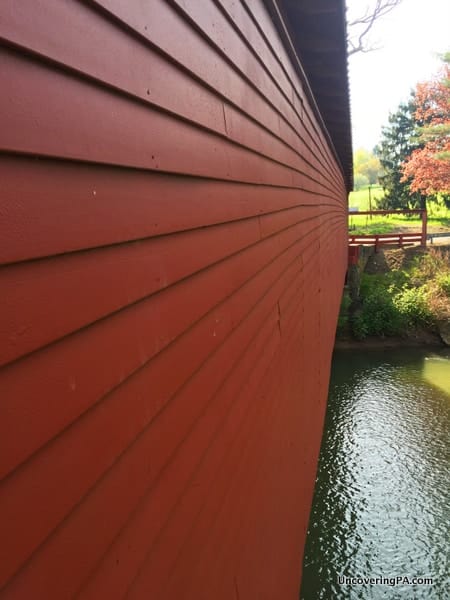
xmin=0 ymin=1 xmax=348 ymax=598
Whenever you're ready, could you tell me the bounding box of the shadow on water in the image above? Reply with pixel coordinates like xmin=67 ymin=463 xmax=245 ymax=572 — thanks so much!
xmin=300 ymin=347 xmax=450 ymax=600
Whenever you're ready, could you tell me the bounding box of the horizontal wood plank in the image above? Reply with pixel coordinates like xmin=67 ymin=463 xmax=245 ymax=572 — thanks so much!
xmin=0 ymin=207 xmax=326 ymax=368
xmin=0 ymin=0 xmax=348 ymax=595
xmin=0 ymin=219 xmax=320 ymax=480
xmin=0 ymin=156 xmax=340 ymax=265
xmin=0 ymin=218 xmax=260 ymax=367
xmin=0 ymin=247 xmax=309 ymax=592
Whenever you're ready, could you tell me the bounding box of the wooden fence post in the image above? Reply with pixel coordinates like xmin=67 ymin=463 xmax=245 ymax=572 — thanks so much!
xmin=421 ymin=210 xmax=427 ymax=247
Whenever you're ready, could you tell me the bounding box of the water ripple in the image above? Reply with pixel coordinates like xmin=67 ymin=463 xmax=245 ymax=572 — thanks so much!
xmin=301 ymin=348 xmax=450 ymax=600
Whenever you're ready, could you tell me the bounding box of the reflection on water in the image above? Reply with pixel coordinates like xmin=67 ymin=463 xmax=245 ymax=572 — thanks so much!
xmin=423 ymin=356 xmax=450 ymax=395
xmin=301 ymin=348 xmax=450 ymax=600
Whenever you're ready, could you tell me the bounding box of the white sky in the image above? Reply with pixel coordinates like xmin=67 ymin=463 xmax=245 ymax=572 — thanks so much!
xmin=347 ymin=0 xmax=450 ymax=151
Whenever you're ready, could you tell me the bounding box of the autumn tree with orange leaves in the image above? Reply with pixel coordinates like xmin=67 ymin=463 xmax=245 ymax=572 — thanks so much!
xmin=401 ymin=54 xmax=450 ymax=199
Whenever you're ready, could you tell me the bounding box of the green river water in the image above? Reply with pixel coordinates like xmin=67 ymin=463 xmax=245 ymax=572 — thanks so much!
xmin=301 ymin=347 xmax=450 ymax=599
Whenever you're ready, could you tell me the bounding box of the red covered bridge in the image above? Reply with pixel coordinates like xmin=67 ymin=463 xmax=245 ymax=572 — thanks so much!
xmin=0 ymin=1 xmax=352 ymax=598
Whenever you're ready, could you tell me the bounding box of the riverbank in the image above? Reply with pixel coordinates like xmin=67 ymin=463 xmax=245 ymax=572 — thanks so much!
xmin=337 ymin=244 xmax=450 ymax=347
xmin=334 ymin=331 xmax=443 ymax=350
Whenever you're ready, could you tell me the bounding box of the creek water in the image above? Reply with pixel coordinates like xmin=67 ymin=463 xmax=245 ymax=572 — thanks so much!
xmin=301 ymin=347 xmax=450 ymax=599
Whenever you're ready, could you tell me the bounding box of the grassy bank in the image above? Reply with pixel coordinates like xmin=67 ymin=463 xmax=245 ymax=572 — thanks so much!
xmin=338 ymin=246 xmax=450 ymax=342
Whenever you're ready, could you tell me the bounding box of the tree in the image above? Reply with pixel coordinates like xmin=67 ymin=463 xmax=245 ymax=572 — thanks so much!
xmin=375 ymin=97 xmax=424 ymax=209
xmin=347 ymin=0 xmax=403 ymax=56
xmin=401 ymin=55 xmax=450 ymax=199
xmin=354 ymin=173 xmax=369 ymax=191
xmin=353 ymin=148 xmax=382 ymax=184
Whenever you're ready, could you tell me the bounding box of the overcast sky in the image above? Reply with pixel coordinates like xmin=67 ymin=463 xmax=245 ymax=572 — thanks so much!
xmin=347 ymin=0 xmax=450 ymax=151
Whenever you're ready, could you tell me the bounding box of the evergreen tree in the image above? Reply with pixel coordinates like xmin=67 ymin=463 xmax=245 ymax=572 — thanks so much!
xmin=375 ymin=97 xmax=424 ymax=209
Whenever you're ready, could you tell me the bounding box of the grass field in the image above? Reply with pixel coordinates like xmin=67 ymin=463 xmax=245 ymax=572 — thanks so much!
xmin=348 ymin=186 xmax=450 ymax=234
xmin=348 ymin=185 xmax=384 ymax=211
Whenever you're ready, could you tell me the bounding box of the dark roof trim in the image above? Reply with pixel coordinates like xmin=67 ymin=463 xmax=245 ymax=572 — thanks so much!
xmin=263 ymin=0 xmax=353 ymax=191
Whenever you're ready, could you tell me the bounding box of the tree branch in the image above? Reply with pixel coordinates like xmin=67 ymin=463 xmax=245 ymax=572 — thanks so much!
xmin=347 ymin=0 xmax=402 ymax=56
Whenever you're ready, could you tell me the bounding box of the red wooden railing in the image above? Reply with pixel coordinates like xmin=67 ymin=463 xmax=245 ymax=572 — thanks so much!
xmin=348 ymin=209 xmax=427 ymax=249
xmin=349 ymin=232 xmax=424 ymax=248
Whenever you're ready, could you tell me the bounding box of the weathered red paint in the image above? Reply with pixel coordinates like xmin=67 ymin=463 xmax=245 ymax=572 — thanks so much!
xmin=0 ymin=1 xmax=349 ymax=598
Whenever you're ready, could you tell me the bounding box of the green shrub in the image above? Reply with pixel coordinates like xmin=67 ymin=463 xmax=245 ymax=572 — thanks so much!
xmin=351 ymin=278 xmax=405 ymax=339
xmin=348 ymin=249 xmax=450 ymax=340
xmin=393 ymin=285 xmax=432 ymax=328
xmin=437 ymin=273 xmax=450 ymax=297
xmin=352 ymin=272 xmax=433 ymax=339
xmin=352 ymin=312 xmax=369 ymax=340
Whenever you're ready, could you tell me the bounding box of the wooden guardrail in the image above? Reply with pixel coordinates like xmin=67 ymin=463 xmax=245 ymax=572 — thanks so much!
xmin=348 ymin=209 xmax=427 ymax=250
xmin=349 ymin=232 xmax=424 ymax=250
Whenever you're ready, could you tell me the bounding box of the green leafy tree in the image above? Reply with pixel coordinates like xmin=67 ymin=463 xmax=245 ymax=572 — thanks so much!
xmin=354 ymin=173 xmax=369 ymax=190
xmin=375 ymin=97 xmax=424 ymax=209
xmin=353 ymin=148 xmax=382 ymax=185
